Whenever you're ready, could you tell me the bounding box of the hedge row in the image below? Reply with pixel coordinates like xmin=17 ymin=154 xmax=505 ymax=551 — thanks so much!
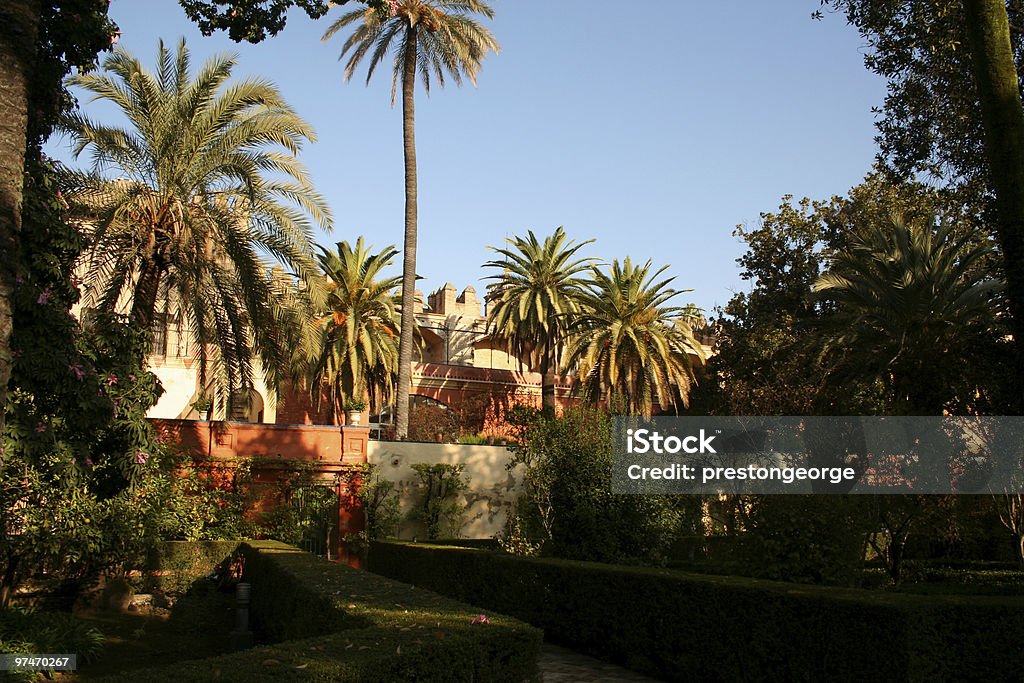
xmin=97 ymin=541 xmax=541 ymax=682
xmin=368 ymin=540 xmax=1024 ymax=682
xmin=141 ymin=540 xmax=242 ymax=595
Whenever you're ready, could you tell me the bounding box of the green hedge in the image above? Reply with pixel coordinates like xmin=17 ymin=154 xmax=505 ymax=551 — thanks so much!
xmin=96 ymin=541 xmax=541 ymax=682
xmin=368 ymin=540 xmax=1024 ymax=682
xmin=141 ymin=540 xmax=241 ymax=595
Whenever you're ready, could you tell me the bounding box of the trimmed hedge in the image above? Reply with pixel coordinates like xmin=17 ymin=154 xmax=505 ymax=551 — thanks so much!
xmin=142 ymin=540 xmax=241 ymax=595
xmin=96 ymin=541 xmax=541 ymax=682
xmin=369 ymin=541 xmax=1024 ymax=682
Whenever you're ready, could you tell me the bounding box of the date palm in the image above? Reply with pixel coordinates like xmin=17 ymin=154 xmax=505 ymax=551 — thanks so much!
xmin=58 ymin=38 xmax=331 ymax=400
xmin=484 ymin=227 xmax=595 ymax=413
xmin=564 ymin=258 xmax=706 ymax=417
xmin=302 ymin=238 xmax=402 ymax=423
xmin=323 ymin=0 xmax=499 ymax=438
xmin=813 ymin=213 xmax=1004 ymax=414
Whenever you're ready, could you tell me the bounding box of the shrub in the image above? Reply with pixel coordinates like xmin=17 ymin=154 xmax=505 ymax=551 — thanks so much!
xmin=740 ymin=495 xmax=866 ymax=586
xmin=369 ymin=540 xmax=1024 ymax=682
xmin=142 ymin=541 xmax=241 ymax=596
xmin=408 ymin=463 xmax=468 ymax=540
xmin=93 ymin=541 xmax=541 ymax=682
xmin=0 ymin=607 xmax=104 ymax=681
xmin=508 ymin=406 xmax=692 ymax=565
xmin=408 ymin=403 xmax=458 ymax=442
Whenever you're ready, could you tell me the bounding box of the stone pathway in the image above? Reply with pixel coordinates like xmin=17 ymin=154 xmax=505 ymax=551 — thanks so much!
xmin=537 ymin=643 xmax=663 ymax=682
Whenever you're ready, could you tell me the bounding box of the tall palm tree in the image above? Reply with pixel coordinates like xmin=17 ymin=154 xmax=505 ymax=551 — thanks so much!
xmin=813 ymin=213 xmax=1005 ymax=414
xmin=323 ymin=0 xmax=499 ymax=439
xmin=59 ymin=38 xmax=331 ymax=401
xmin=301 ymin=238 xmax=402 ymax=423
xmin=483 ymin=227 xmax=595 ymax=413
xmin=564 ymin=258 xmax=706 ymax=418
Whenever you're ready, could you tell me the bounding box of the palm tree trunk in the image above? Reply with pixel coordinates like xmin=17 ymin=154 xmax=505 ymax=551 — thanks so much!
xmin=130 ymin=254 xmax=163 ymax=330
xmin=963 ymin=0 xmax=1024 ymax=412
xmin=540 ymin=341 xmax=556 ymax=415
xmin=395 ymin=25 xmax=419 ymax=440
xmin=0 ymin=0 xmax=39 ymax=469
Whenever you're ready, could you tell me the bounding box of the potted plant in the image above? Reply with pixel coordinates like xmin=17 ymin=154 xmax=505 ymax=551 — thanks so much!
xmin=344 ymin=396 xmax=367 ymax=425
xmin=191 ymin=392 xmax=213 ymax=420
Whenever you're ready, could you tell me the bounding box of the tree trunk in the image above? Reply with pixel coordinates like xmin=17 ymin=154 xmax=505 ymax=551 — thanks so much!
xmin=0 ymin=0 xmax=39 ymax=469
xmin=540 ymin=340 xmax=556 ymax=415
xmin=963 ymin=0 xmax=1024 ymax=412
xmin=395 ymin=25 xmax=419 ymax=440
xmin=130 ymin=253 xmax=163 ymax=330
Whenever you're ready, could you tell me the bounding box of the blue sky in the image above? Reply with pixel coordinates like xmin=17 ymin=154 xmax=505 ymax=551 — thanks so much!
xmin=47 ymin=1 xmax=887 ymax=315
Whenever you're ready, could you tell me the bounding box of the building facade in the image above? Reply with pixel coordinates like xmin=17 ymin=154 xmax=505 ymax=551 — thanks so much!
xmin=146 ymin=282 xmax=572 ymax=435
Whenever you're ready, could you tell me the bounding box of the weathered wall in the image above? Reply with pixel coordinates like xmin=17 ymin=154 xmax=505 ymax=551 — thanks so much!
xmin=153 ymin=419 xmax=524 ymax=541
xmin=367 ymin=441 xmax=523 ymax=540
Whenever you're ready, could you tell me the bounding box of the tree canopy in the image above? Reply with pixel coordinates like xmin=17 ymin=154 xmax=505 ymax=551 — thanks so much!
xmin=59 ymin=38 xmax=331 ymax=400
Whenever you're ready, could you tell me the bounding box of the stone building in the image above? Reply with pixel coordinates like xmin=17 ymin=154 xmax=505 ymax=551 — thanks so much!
xmin=145 ymin=281 xmax=572 ymax=435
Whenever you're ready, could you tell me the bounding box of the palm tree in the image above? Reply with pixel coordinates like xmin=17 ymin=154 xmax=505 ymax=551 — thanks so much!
xmin=564 ymin=258 xmax=706 ymax=417
xmin=483 ymin=227 xmax=595 ymax=413
xmin=59 ymin=38 xmax=331 ymax=402
xmin=813 ymin=213 xmax=1005 ymax=414
xmin=323 ymin=0 xmax=499 ymax=439
xmin=301 ymin=238 xmax=402 ymax=423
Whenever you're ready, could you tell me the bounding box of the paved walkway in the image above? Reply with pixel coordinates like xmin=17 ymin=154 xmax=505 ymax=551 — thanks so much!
xmin=537 ymin=643 xmax=663 ymax=682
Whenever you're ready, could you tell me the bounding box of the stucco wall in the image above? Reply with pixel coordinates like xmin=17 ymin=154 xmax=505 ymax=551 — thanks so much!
xmin=368 ymin=441 xmax=522 ymax=540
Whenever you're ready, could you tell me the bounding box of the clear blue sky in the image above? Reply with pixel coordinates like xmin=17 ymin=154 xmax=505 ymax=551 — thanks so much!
xmin=46 ymin=1 xmax=886 ymax=315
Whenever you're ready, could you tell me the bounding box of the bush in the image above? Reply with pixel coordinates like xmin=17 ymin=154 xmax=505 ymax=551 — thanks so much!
xmin=369 ymin=540 xmax=1024 ymax=682
xmin=356 ymin=463 xmax=401 ymax=540
xmin=508 ymin=406 xmax=692 ymax=565
xmin=142 ymin=541 xmax=242 ymax=596
xmin=408 ymin=463 xmax=468 ymax=540
xmin=0 ymin=607 xmax=104 ymax=681
xmin=741 ymin=495 xmax=866 ymax=585
xmin=93 ymin=541 xmax=541 ymax=682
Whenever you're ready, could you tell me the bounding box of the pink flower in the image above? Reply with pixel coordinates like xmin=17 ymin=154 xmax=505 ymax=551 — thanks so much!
xmin=135 ymin=451 xmax=149 ymax=465
xmin=84 ymin=457 xmax=93 ymax=468
xmin=37 ymin=289 xmax=51 ymax=305
xmin=107 ymin=373 xmax=117 ymax=386
xmin=35 ymin=423 xmax=46 ymax=433
xmin=69 ymin=364 xmax=85 ymax=380
xmin=471 ymin=614 xmax=490 ymax=626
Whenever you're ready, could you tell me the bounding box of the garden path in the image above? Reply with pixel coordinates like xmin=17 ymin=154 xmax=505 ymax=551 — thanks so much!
xmin=538 ymin=643 xmax=662 ymax=682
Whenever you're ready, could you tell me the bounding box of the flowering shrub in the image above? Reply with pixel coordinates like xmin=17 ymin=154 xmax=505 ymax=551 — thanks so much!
xmin=1 ymin=159 xmax=166 ymax=603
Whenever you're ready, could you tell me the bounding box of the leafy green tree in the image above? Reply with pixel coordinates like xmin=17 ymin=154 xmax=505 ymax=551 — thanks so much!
xmin=0 ymin=0 xmax=116 ymax=466
xmin=180 ymin=0 xmax=389 ymax=42
xmin=822 ymin=0 xmax=1024 ymax=409
xmin=699 ymin=171 xmax=1006 ymax=417
xmin=2 ymin=159 xmax=168 ymax=606
xmin=303 ymin=238 xmax=402 ymax=422
xmin=696 ymin=195 xmax=838 ymax=416
xmin=813 ymin=213 xmax=1006 ymax=415
xmin=59 ymin=38 xmax=331 ymax=401
xmin=507 ymin=405 xmax=689 ymax=565
xmin=323 ymin=0 xmax=499 ymax=438
xmin=564 ymin=258 xmax=705 ymax=417
xmin=483 ymin=227 xmax=594 ymax=413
